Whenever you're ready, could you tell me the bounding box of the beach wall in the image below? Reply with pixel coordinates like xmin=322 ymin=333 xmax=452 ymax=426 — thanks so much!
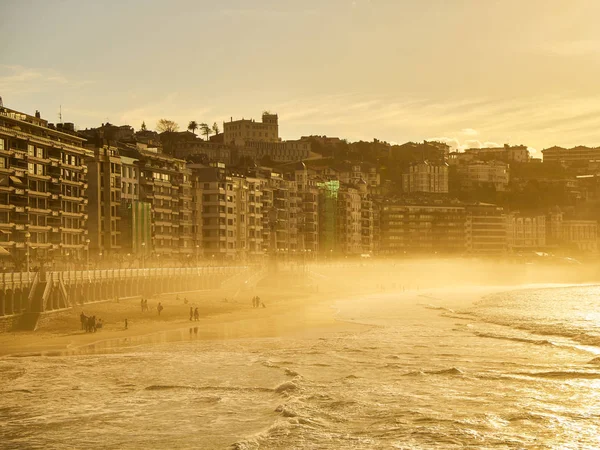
xmin=0 ymin=266 xmax=250 ymax=332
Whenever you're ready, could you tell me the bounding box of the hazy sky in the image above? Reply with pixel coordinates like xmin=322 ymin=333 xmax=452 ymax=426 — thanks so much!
xmin=2 ymin=0 xmax=600 ymax=153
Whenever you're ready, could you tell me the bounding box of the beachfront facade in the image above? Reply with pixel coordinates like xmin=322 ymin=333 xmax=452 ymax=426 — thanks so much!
xmin=379 ymin=203 xmax=466 ymax=254
xmin=506 ymin=214 xmax=546 ymax=251
xmin=465 ymin=204 xmax=507 ymax=255
xmin=0 ymin=107 xmax=90 ymax=265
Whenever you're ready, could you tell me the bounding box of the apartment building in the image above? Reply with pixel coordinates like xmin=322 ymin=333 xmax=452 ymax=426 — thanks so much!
xmin=191 ymin=164 xmax=239 ymax=259
xmin=379 ymin=202 xmax=466 ymax=254
xmin=85 ymin=145 xmax=123 ymax=255
xmin=542 ymin=145 xmax=600 ymax=167
xmin=127 ymin=148 xmax=193 ymax=257
xmin=337 ymin=185 xmax=363 ymax=255
xmin=246 ymin=176 xmax=264 ymax=257
xmin=402 ymin=162 xmax=449 ymax=194
xmin=465 ymin=204 xmax=507 ymax=255
xmin=291 ymin=163 xmax=319 ymax=254
xmin=0 ymin=106 xmax=90 ymax=263
xmin=461 ymin=144 xmax=529 ymax=163
xmin=239 ymin=139 xmax=315 ymax=162
xmin=456 ymin=160 xmax=510 ymax=192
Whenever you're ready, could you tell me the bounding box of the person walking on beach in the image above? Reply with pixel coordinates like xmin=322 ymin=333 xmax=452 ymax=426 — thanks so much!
xmin=189 ymin=306 xmax=193 ymax=321
xmin=157 ymin=302 xmax=163 ymax=316
xmin=141 ymin=298 xmax=145 ymax=312
xmin=125 ymin=318 xmax=128 ymax=329
xmin=194 ymin=307 xmax=199 ymax=321
xmin=80 ymin=312 xmax=86 ymax=330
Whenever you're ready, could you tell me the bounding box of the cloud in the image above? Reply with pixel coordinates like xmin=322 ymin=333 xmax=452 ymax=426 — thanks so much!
xmin=0 ymin=65 xmax=92 ymax=95
xmin=461 ymin=128 xmax=478 ymax=136
xmin=427 ymin=137 xmax=501 ymax=152
xmin=270 ymin=90 xmax=600 ymax=149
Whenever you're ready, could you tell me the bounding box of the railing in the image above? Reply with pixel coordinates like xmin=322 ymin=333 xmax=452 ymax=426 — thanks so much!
xmin=0 ymin=266 xmax=249 ymax=289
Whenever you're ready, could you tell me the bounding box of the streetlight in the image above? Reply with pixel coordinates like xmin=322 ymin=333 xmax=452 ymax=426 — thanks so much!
xmin=24 ymin=231 xmax=31 ymax=282
xmin=85 ymin=239 xmax=90 ymax=271
xmin=195 ymin=244 xmax=200 ymax=267
xmin=141 ymin=242 xmax=146 ymax=270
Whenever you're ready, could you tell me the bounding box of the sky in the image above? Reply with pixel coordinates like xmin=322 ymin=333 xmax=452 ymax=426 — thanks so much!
xmin=2 ymin=0 xmax=600 ymax=154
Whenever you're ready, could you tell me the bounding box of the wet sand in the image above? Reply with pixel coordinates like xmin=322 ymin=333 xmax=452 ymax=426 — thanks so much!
xmin=0 ymin=284 xmax=370 ymax=357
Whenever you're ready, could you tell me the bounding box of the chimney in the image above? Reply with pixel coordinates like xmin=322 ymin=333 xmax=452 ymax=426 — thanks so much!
xmin=35 ymin=110 xmax=41 ymax=119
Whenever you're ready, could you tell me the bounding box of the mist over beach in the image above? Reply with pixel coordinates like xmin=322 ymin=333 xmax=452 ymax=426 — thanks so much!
xmin=4 ymin=0 xmax=600 ymax=448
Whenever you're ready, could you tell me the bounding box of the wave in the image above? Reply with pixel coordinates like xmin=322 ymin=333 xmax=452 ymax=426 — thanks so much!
xmin=274 ymin=381 xmax=300 ymax=394
xmin=403 ymin=367 xmax=464 ymax=376
xmin=474 ymin=332 xmax=555 ymax=346
xmin=423 ymin=304 xmax=456 ymax=313
xmin=144 ymin=385 xmax=273 ymax=393
xmin=284 ymin=368 xmax=301 ymax=377
xmin=588 ymin=357 xmax=600 ymax=365
xmin=517 ymin=370 xmax=600 ymax=380
xmin=261 ymin=360 xmax=280 ymax=369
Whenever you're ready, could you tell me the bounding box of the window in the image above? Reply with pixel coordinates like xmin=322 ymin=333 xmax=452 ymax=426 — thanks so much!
xmin=36 ymin=148 xmax=44 ymax=158
xmin=0 ymin=157 xmax=6 ymax=169
xmin=0 ymin=139 xmax=4 ymax=150
xmin=28 ymin=144 xmax=34 ymax=156
xmin=28 ymin=162 xmax=35 ymax=174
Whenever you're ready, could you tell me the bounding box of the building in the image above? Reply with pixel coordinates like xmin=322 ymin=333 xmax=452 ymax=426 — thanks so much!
xmin=85 ymin=145 xmax=123 ymax=256
xmin=245 ymin=176 xmax=265 ymax=257
xmin=191 ymin=163 xmax=241 ymax=259
xmin=291 ymin=163 xmax=319 ymax=255
xmin=0 ymin=106 xmax=90 ymax=265
xmin=402 ymin=162 xmax=449 ymax=194
xmin=560 ymin=220 xmax=598 ymax=253
xmin=239 ymin=139 xmax=315 ymax=163
xmin=547 ymin=210 xmax=598 ymax=253
xmin=123 ymin=147 xmax=193 ymax=259
xmin=223 ymin=112 xmax=279 ymax=145
xmin=465 ymin=204 xmax=507 ymax=255
xmin=337 ymin=185 xmax=363 ymax=255
xmin=542 ymin=145 xmax=600 ymax=168
xmin=460 ymin=144 xmax=529 ymax=163
xmin=455 ymin=160 xmax=510 ymax=192
xmin=172 ymin=135 xmax=233 ymax=165
xmin=317 ymin=179 xmax=339 ymax=255
xmin=506 ymin=214 xmax=546 ymax=251
xmin=379 ymin=202 xmax=466 ymax=254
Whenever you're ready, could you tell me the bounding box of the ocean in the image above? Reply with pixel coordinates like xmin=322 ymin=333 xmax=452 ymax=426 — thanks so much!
xmin=2 ymin=284 xmax=600 ymax=449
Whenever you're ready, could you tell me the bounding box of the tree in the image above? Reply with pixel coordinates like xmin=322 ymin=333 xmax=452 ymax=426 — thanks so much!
xmin=156 ymin=119 xmax=179 ymax=133
xmin=188 ymin=120 xmax=199 ymax=135
xmin=140 ymin=121 xmax=147 ymax=131
xmin=200 ymin=122 xmax=211 ymax=141
xmin=212 ymin=122 xmax=220 ymax=135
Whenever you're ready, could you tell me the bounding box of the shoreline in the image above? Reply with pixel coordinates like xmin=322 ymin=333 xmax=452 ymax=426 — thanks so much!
xmin=0 ymin=285 xmax=374 ymax=358
xmin=2 ymin=281 xmax=592 ymax=358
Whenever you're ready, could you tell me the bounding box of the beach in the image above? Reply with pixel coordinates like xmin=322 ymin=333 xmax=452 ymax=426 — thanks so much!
xmin=0 ymin=277 xmax=369 ymax=358
xmin=3 ymin=263 xmax=600 ymax=448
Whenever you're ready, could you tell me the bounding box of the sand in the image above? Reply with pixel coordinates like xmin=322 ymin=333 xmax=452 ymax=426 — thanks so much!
xmin=0 ymin=282 xmax=371 ymax=357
